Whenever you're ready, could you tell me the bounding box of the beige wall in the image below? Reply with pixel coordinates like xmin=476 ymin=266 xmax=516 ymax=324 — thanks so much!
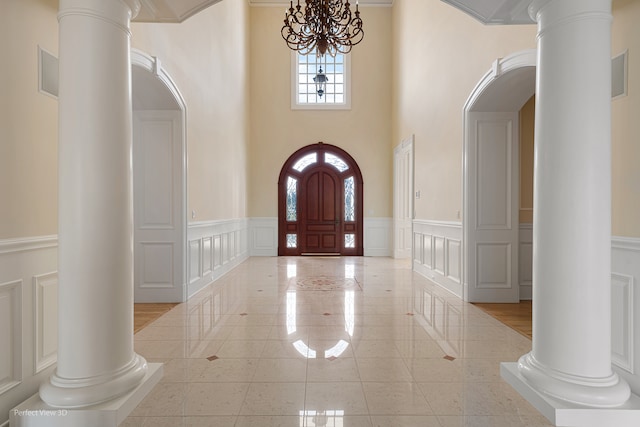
xmin=131 ymin=0 xmax=250 ymax=222
xmin=612 ymin=0 xmax=640 ymax=237
xmin=0 ymin=0 xmax=59 ymax=239
xmin=2 ymin=0 xmax=637 ymax=239
xmin=392 ymin=0 xmax=640 ymax=238
xmin=248 ymin=5 xmax=392 ymax=218
xmin=392 ymin=0 xmax=537 ymax=222
xmin=520 ymin=96 xmax=535 ymax=224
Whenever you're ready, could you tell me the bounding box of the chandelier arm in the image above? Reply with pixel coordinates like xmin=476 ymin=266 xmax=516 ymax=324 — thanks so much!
xmin=282 ymin=0 xmax=364 ymax=57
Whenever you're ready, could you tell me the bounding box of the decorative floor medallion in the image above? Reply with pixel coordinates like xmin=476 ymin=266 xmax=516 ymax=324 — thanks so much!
xmin=291 ymin=276 xmax=362 ymax=291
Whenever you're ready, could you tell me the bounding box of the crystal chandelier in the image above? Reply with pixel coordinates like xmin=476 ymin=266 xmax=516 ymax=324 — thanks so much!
xmin=281 ymin=0 xmax=364 ymax=57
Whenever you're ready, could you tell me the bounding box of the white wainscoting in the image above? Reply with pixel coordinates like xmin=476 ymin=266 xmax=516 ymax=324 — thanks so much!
xmin=33 ymin=272 xmax=58 ymax=373
xmin=364 ymin=217 xmax=392 ymax=257
xmin=0 ymin=236 xmax=57 ymax=426
xmin=247 ymin=217 xmax=393 ymax=257
xmin=187 ymin=219 xmax=249 ymax=298
xmin=249 ymin=217 xmax=278 ymax=256
xmin=519 ymin=223 xmax=533 ymax=300
xmin=612 ymin=236 xmax=640 ymax=395
xmin=413 ymin=220 xmax=463 ymax=297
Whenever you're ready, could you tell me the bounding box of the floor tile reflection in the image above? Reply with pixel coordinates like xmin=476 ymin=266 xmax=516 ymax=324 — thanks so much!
xmin=127 ymin=256 xmax=552 ymax=426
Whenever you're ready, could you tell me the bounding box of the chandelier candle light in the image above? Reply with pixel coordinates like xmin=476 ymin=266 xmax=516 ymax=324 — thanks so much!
xmin=281 ymin=0 xmax=365 ymax=57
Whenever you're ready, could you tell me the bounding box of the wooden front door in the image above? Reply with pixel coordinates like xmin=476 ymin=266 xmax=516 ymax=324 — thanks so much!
xmin=301 ymin=166 xmax=341 ymax=254
xmin=278 ymin=143 xmax=363 ymax=256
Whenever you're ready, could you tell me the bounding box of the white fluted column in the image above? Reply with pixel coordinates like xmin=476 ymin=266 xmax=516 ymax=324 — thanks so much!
xmin=39 ymin=0 xmax=147 ymax=408
xmin=517 ymin=0 xmax=630 ymax=407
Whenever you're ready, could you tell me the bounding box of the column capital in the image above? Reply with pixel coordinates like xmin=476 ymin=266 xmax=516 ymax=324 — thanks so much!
xmin=528 ymin=0 xmax=552 ymax=22
xmin=58 ymin=0 xmax=141 ymax=30
xmin=529 ymin=0 xmax=612 ymax=28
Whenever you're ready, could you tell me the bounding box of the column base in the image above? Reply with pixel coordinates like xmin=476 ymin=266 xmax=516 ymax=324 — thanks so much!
xmin=502 ymin=362 xmax=640 ymax=426
xmin=10 ymin=363 xmax=162 ymax=427
xmin=518 ymin=352 xmax=631 ymax=407
xmin=40 ymin=354 xmax=149 ymax=408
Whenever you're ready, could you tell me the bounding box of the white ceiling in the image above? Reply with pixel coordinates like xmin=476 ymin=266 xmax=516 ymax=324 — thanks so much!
xmin=133 ymin=0 xmax=534 ymax=25
xmin=134 ymin=0 xmax=392 ymax=23
xmin=441 ymin=0 xmax=535 ymax=25
xmin=249 ymin=0 xmax=393 ymax=5
xmin=134 ymin=0 xmax=223 ymax=23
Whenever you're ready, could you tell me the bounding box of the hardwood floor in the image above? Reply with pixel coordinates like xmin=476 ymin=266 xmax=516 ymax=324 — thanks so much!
xmin=133 ymin=303 xmax=179 ymax=334
xmin=473 ymin=300 xmax=532 ymax=339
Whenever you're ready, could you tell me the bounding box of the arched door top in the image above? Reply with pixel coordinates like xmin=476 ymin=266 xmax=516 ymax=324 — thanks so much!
xmin=278 ymin=143 xmax=364 ymax=256
xmin=278 ymin=142 xmax=363 ymax=185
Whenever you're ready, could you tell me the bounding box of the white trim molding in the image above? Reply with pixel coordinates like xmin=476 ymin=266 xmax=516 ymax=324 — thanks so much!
xmin=0 ymin=236 xmax=57 ymax=255
xmin=0 ymin=236 xmax=57 ymax=426
xmin=249 ymin=217 xmax=278 ymax=256
xmin=0 ymin=280 xmax=22 ymax=395
xmin=364 ymin=217 xmax=392 ymax=257
xmin=413 ymin=220 xmax=463 ymax=297
xmin=32 ymin=272 xmax=58 ymax=374
xmin=611 ymin=272 xmax=634 ymax=374
xmin=613 ymin=236 xmax=640 ymax=252
xmin=612 ymin=235 xmax=640 ymax=395
xmin=519 ymin=223 xmax=533 ymax=300
xmin=187 ymin=219 xmax=249 ymax=298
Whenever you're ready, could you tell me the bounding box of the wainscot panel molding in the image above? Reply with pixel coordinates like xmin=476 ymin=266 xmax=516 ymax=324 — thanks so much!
xmin=33 ymin=272 xmax=58 ymax=374
xmin=519 ymin=223 xmax=533 ymax=300
xmin=413 ymin=220 xmax=463 ymax=298
xmin=187 ymin=219 xmax=249 ymax=298
xmin=612 ymin=235 xmax=640 ymax=396
xmin=0 ymin=280 xmax=22 ymax=395
xmin=0 ymin=235 xmax=57 ymax=255
xmin=364 ymin=217 xmax=392 ymax=257
xmin=0 ymin=236 xmax=57 ymax=427
xmin=247 ymin=217 xmax=393 ymax=257
xmin=249 ymin=217 xmax=278 ymax=256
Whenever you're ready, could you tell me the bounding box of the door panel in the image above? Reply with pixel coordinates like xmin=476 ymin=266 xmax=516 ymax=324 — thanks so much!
xmin=322 ymin=173 xmax=336 ymax=220
xmin=466 ymin=112 xmax=519 ymax=302
xmin=394 ymin=137 xmax=414 ymax=259
xmin=302 ymin=169 xmax=340 ymax=253
xmin=133 ymin=110 xmax=184 ymax=302
xmin=306 ymin=173 xmax=320 ymax=221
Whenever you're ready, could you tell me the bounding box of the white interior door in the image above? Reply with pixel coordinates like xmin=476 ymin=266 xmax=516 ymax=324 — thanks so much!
xmin=393 ymin=137 xmax=414 ymax=259
xmin=133 ymin=110 xmax=185 ymax=302
xmin=466 ymin=112 xmax=519 ymax=302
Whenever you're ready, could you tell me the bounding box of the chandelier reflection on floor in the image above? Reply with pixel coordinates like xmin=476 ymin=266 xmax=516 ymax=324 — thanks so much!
xmin=281 ymin=0 xmax=365 ymax=57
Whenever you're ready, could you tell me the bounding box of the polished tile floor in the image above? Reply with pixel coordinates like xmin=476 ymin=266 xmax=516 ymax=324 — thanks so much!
xmin=124 ymin=257 xmax=552 ymax=427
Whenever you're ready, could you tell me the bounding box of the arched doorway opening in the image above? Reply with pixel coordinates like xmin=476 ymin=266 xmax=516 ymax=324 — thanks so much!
xmin=278 ymin=143 xmax=364 ymax=256
xmin=462 ymin=49 xmax=536 ymax=302
xmin=131 ymin=49 xmax=188 ymax=302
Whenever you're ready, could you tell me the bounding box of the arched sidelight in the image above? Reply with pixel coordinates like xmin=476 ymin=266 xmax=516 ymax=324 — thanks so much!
xmin=278 ymin=143 xmax=364 ymax=256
